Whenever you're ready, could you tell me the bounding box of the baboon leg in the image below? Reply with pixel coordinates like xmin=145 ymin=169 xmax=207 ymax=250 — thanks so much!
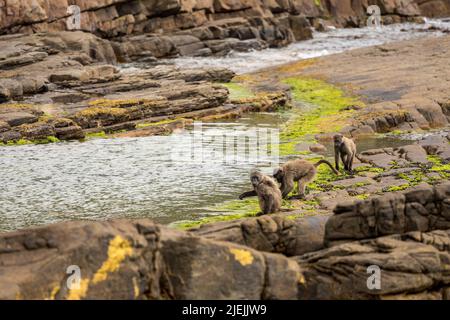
xmin=296 ymin=180 xmax=307 ymax=199
xmin=348 ymin=152 xmax=355 ymax=172
xmin=263 ymin=196 xmax=274 ymax=215
xmin=341 ymin=153 xmax=348 ymax=170
xmin=239 ymin=190 xmax=257 ymax=200
xmin=292 ymin=173 xmax=314 ymax=199
xmin=334 ymin=149 xmax=340 ymax=171
xmin=281 ymin=178 xmax=294 ymax=199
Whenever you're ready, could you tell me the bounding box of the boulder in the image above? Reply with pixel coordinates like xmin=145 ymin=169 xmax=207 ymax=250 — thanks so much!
xmin=192 ymin=213 xmax=330 ymax=256
xmin=296 ymin=228 xmax=450 ymax=299
xmin=0 ymin=112 xmax=37 ymax=127
xmin=324 ymin=182 xmax=450 ymax=246
xmin=0 ymin=219 xmax=303 ymax=300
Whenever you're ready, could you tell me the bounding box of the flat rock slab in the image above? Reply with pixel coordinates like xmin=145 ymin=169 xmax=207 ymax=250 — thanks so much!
xmin=0 ymin=112 xmax=37 ymax=126
xmin=192 ymin=213 xmax=330 ymax=256
xmin=325 ymin=182 xmax=450 ymax=246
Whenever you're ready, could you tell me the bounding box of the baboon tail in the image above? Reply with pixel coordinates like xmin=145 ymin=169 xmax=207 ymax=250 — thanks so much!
xmin=314 ymin=159 xmax=340 ymax=175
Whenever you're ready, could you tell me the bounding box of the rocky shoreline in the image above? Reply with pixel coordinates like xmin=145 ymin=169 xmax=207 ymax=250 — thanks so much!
xmin=0 ymin=30 xmax=292 ymax=144
xmin=1 ymin=181 xmax=449 ymax=299
xmin=1 ymin=1 xmax=449 ymax=144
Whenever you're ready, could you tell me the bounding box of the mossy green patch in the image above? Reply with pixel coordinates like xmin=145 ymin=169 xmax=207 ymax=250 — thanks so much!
xmin=354 ymin=194 xmax=370 ymax=200
xmin=172 ymin=195 xmax=298 ymax=230
xmin=354 ymin=166 xmax=385 ymax=174
xmin=279 ymin=77 xmax=363 ymax=155
xmin=171 ymin=198 xmax=259 ymax=230
xmin=385 ymin=184 xmax=410 ymax=192
xmin=352 ymin=182 xmax=371 ymax=188
xmin=136 ymin=118 xmax=180 ymax=129
xmin=398 ymin=170 xmax=426 ymax=186
xmin=307 ymin=158 xmax=342 ymax=192
xmin=221 ymin=82 xmax=255 ymax=100
xmin=85 ymin=131 xmax=107 ymax=139
xmin=428 ymin=155 xmax=450 ymax=178
xmin=0 ymin=136 xmax=60 ymax=146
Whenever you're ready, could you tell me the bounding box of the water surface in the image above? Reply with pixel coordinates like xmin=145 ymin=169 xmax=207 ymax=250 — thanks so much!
xmin=1 ymin=19 xmax=449 ymax=231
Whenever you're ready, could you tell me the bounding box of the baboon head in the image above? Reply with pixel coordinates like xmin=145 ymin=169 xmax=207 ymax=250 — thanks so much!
xmin=273 ymin=167 xmax=284 ymax=184
xmin=250 ymin=170 xmax=263 ymax=187
xmin=333 ymin=133 xmax=344 ymax=144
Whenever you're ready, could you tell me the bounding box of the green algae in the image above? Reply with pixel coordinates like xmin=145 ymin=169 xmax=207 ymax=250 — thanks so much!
xmin=172 ymin=196 xmax=298 ymax=230
xmin=307 ymin=157 xmax=343 ymax=192
xmin=136 ymin=118 xmax=180 ymax=129
xmin=354 ymin=166 xmax=385 ymax=174
xmin=385 ymin=184 xmax=410 ymax=192
xmin=221 ymin=82 xmax=255 ymax=100
xmin=85 ymin=131 xmax=107 ymax=139
xmin=427 ymin=155 xmax=450 ymax=178
xmin=278 ymin=77 xmax=363 ymax=155
xmin=354 ymin=194 xmax=370 ymax=200
xmin=0 ymin=136 xmax=60 ymax=146
xmin=398 ymin=170 xmax=426 ymax=186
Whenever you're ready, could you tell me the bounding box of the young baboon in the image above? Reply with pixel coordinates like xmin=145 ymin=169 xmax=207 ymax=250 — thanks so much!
xmin=239 ymin=170 xmax=282 ymax=215
xmin=333 ymin=134 xmax=357 ymax=172
xmin=273 ymin=159 xmax=339 ymax=199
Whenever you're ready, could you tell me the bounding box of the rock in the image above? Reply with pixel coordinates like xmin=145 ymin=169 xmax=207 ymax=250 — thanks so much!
xmin=289 ymin=15 xmax=313 ymax=41
xmin=296 ymin=228 xmax=450 ymax=299
xmin=357 ymin=148 xmax=409 ymax=169
xmin=0 ymin=112 xmax=37 ymax=127
xmin=324 ymin=182 xmax=450 ymax=246
xmin=0 ymin=79 xmax=23 ymax=102
xmin=192 ymin=213 xmax=330 ymax=256
xmin=309 ymin=143 xmax=327 ymax=153
xmin=0 ymin=219 xmax=303 ymax=300
xmin=0 ymin=121 xmax=10 ymax=133
xmin=0 ymin=130 xmax=21 ymax=143
xmin=17 ymin=122 xmax=56 ymax=140
xmin=394 ymin=144 xmax=429 ymax=164
xmin=49 ymin=65 xmax=119 ymax=86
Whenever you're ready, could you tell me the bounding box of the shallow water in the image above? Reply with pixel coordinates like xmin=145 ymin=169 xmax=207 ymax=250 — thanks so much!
xmin=1 ymin=19 xmax=449 ymax=232
xmin=0 ymin=113 xmax=285 ymax=231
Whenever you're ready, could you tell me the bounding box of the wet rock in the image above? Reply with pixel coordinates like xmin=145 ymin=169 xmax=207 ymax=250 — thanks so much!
xmin=324 ymin=182 xmax=450 ymax=246
xmin=0 ymin=130 xmax=21 ymax=143
xmin=289 ymin=15 xmax=313 ymax=41
xmin=17 ymin=122 xmax=55 ymax=140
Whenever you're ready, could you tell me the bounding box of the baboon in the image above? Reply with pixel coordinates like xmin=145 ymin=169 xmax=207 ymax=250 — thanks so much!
xmin=333 ymin=134 xmax=357 ymax=172
xmin=239 ymin=170 xmax=282 ymax=215
xmin=273 ymin=159 xmax=339 ymax=199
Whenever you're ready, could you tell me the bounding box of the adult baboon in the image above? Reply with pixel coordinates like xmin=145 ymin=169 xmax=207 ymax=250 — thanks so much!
xmin=273 ymin=159 xmax=339 ymax=199
xmin=333 ymin=134 xmax=357 ymax=172
xmin=239 ymin=170 xmax=282 ymax=215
